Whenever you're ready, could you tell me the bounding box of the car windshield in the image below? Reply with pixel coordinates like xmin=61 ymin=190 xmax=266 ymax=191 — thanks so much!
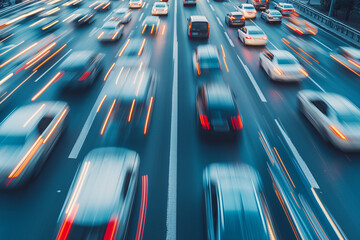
xmin=270 ymin=11 xmax=281 ymax=15
xmin=277 ymin=58 xmax=297 ymax=65
xmin=248 ymin=30 xmax=263 ymax=35
xmin=337 ymin=112 xmax=360 ymax=125
xmin=192 ymin=22 xmax=207 ymax=30
xmin=0 ymin=135 xmax=27 ymax=145
xmin=244 ymin=6 xmax=254 ymax=10
xmin=284 ymin=4 xmax=293 ymax=8
xmin=103 ymin=26 xmax=116 ymax=30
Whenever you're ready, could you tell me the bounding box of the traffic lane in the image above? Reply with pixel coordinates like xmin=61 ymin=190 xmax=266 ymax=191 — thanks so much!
xmin=177 ymin=1 xmax=293 ymax=239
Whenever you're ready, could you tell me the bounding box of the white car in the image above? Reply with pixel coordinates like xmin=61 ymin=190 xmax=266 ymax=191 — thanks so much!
xmin=152 ymin=2 xmax=168 ymax=15
xmin=330 ymin=46 xmax=360 ymax=76
xmin=237 ymin=3 xmax=257 ymax=19
xmin=129 ymin=0 xmax=143 ymax=9
xmin=238 ymin=26 xmax=267 ymax=46
xmin=259 ymin=49 xmax=308 ymax=81
xmin=0 ymin=101 xmax=69 ymax=188
xmin=98 ymin=21 xmax=124 ymax=42
xmin=298 ymin=90 xmax=360 ymax=151
xmin=274 ymin=3 xmax=295 ymax=15
xmin=111 ymin=7 xmax=132 ymax=24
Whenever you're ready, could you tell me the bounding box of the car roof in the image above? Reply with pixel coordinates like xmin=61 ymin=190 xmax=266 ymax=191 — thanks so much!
xmin=230 ymin=11 xmax=243 ymax=15
xmin=73 ymin=147 xmax=139 ymax=225
xmin=197 ymin=45 xmax=218 ymax=59
xmin=190 ymin=15 xmax=208 ymax=22
xmin=205 ymin=83 xmax=235 ymax=110
xmin=206 ymin=164 xmax=269 ymax=240
xmin=0 ymin=101 xmax=66 ymax=137
xmin=246 ymin=25 xmax=263 ymax=31
xmin=270 ymin=50 xmax=296 ymax=59
xmin=108 ymin=67 xmax=153 ymax=102
xmin=60 ymin=50 xmax=95 ymax=69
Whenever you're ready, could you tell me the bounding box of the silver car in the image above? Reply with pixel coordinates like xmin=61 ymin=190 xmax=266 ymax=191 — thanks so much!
xmin=260 ymin=9 xmax=282 ymax=23
xmin=330 ymin=46 xmax=360 ymax=77
xmin=98 ymin=21 xmax=124 ymax=42
xmin=55 ymin=147 xmax=140 ymax=239
xmin=238 ymin=26 xmax=268 ymax=46
xmin=298 ymin=90 xmax=360 ymax=151
xmin=203 ymin=163 xmax=276 ymax=240
xmin=0 ymin=101 xmax=69 ymax=188
xmin=111 ymin=8 xmax=132 ymax=24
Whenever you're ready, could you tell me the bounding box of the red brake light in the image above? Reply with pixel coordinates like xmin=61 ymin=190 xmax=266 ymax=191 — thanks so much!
xmin=199 ymin=114 xmax=210 ymax=130
xmin=231 ymin=115 xmax=243 ymax=130
xmin=268 ymin=16 xmax=273 ymax=19
xmin=56 ymin=204 xmax=79 ymax=240
xmin=78 ymin=71 xmax=91 ymax=81
xmin=246 ymin=36 xmax=252 ymax=39
xmin=280 ymin=16 xmax=283 ymax=19
xmin=240 ymin=16 xmax=245 ymax=20
xmin=230 ymin=16 xmax=235 ymax=21
xmin=104 ymin=216 xmax=119 ymax=240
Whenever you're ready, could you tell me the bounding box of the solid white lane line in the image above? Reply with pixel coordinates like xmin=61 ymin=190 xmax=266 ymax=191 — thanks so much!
xmin=313 ymin=38 xmax=332 ymax=51
xmin=139 ymin=13 xmax=144 ymax=21
xmin=209 ymin=4 xmax=215 ymax=11
xmin=275 ymin=119 xmax=320 ymax=189
xmin=216 ymin=17 xmax=223 ymax=27
xmin=233 ymin=5 xmax=237 ymax=10
xmin=268 ymin=40 xmax=279 ymax=50
xmin=224 ymin=32 xmax=234 ymax=47
xmin=145 ymin=2 xmax=149 ymax=8
xmin=34 ymin=49 xmax=72 ymax=82
xmin=308 ymin=76 xmax=325 ymax=92
xmin=166 ymin=0 xmax=178 ymax=239
xmin=237 ymin=55 xmax=267 ymax=102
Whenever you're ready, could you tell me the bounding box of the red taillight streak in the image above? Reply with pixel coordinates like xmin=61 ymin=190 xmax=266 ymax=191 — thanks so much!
xmin=144 ymin=97 xmax=154 ymax=135
xmin=100 ymin=99 xmax=116 ymax=135
xmin=56 ymin=204 xmax=79 ymax=240
xmin=230 ymin=16 xmax=235 ymax=21
xmin=269 ymin=16 xmax=273 ymax=19
xmin=246 ymin=36 xmax=252 ymax=39
xmin=136 ymin=175 xmax=148 ymax=240
xmin=231 ymin=115 xmax=243 ymax=130
xmin=329 ymin=125 xmax=347 ymax=140
xmin=103 ymin=216 xmax=119 ymax=240
xmin=78 ymin=71 xmax=91 ymax=81
xmin=199 ymin=114 xmax=210 ymax=130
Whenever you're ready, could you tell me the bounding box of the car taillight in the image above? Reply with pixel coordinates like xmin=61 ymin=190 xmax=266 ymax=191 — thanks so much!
xmin=240 ymin=16 xmax=245 ymax=20
xmin=266 ymin=0 xmax=270 ymax=2
xmin=280 ymin=16 xmax=283 ymax=19
xmin=246 ymin=36 xmax=252 ymax=39
xmin=207 ymin=23 xmax=210 ymax=37
xmin=231 ymin=115 xmax=243 ymax=130
xmin=230 ymin=16 xmax=235 ymax=21
xmin=329 ymin=125 xmax=347 ymax=140
xmin=262 ymin=36 xmax=268 ymax=40
xmin=268 ymin=16 xmax=273 ymax=19
xmin=104 ymin=216 xmax=118 ymax=240
xmin=78 ymin=71 xmax=91 ymax=81
xmin=199 ymin=114 xmax=210 ymax=130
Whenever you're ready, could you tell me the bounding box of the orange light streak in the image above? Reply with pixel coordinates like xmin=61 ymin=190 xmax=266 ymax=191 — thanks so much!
xmin=128 ymin=99 xmax=136 ymax=122
xmin=144 ymin=97 xmax=153 ymax=135
xmin=101 ymin=99 xmax=116 ymax=135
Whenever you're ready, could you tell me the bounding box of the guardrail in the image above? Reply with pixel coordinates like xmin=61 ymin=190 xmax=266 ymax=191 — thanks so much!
xmin=284 ymin=0 xmax=360 ymax=45
xmin=0 ymin=0 xmax=36 ymax=18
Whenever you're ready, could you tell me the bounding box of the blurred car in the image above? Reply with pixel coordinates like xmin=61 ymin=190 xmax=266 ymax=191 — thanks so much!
xmin=237 ymin=3 xmax=257 ymax=19
xmin=196 ymin=82 xmax=242 ymax=137
xmin=55 ymin=147 xmax=139 ymax=240
xmin=282 ymin=35 xmax=322 ymax=64
xmin=37 ymin=17 xmax=60 ymax=33
xmin=92 ymin=0 xmax=111 ymax=12
xmin=107 ymin=66 xmax=157 ymax=135
xmin=141 ymin=16 xmax=161 ymax=35
xmin=183 ymin=0 xmax=196 ymax=6
xmin=330 ymin=46 xmax=360 ymax=76
xmin=286 ymin=15 xmax=318 ymax=35
xmin=0 ymin=19 xmax=16 ymax=40
xmin=39 ymin=6 xmax=61 ymax=18
xmin=259 ymin=49 xmax=308 ymax=81
xmin=0 ymin=101 xmax=69 ymax=188
xmin=274 ymin=3 xmax=295 ymax=15
xmin=117 ymin=38 xmax=147 ymax=66
xmin=152 ymin=2 xmax=168 ymax=16
xmin=187 ymin=15 xmax=209 ymax=39
xmin=298 ymin=90 xmax=360 ymax=151
xmin=72 ymin=9 xmax=96 ymax=26
xmin=129 ymin=0 xmax=143 ymax=9
xmin=249 ymin=0 xmax=270 ymax=10
xmin=203 ymin=163 xmax=275 ymax=240
xmin=238 ymin=26 xmax=268 ymax=46
xmin=260 ymin=9 xmax=282 ymax=23
xmin=59 ymin=50 xmax=104 ymax=90
xmin=224 ymin=12 xmax=245 ymax=27
xmin=192 ymin=45 xmax=221 ymax=76
xmin=98 ymin=21 xmax=124 ymax=42
xmin=110 ymin=7 xmax=132 ymax=24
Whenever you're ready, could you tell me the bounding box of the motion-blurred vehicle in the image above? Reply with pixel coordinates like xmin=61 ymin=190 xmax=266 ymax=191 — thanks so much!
xmin=55 ymin=147 xmax=139 ymax=239
xmin=0 ymin=19 xmax=16 ymax=40
xmin=330 ymin=46 xmax=360 ymax=76
xmin=72 ymin=9 xmax=96 ymax=26
xmin=92 ymin=0 xmax=111 ymax=12
xmin=63 ymin=0 xmax=83 ymax=8
xmin=286 ymin=14 xmax=318 ymax=35
xmin=152 ymin=2 xmax=168 ymax=16
xmin=98 ymin=21 xmax=124 ymax=42
xmin=187 ymin=15 xmax=209 ymax=39
xmin=37 ymin=17 xmax=60 ymax=33
xmin=141 ymin=16 xmax=161 ymax=35
xmin=224 ymin=12 xmax=245 ymax=27
xmin=238 ymin=26 xmax=268 ymax=46
xmin=129 ymin=0 xmax=143 ymax=9
xmin=59 ymin=50 xmax=104 ymax=90
xmin=249 ymin=0 xmax=270 ymax=10
xmin=111 ymin=7 xmax=132 ymax=24
xmin=117 ymin=38 xmax=147 ymax=66
xmin=259 ymin=49 xmax=308 ymax=81
xmin=192 ymin=45 xmax=221 ymax=76
xmin=298 ymin=90 xmax=360 ymax=151
xmin=196 ymin=82 xmax=242 ymax=137
xmin=261 ymin=9 xmax=282 ymax=23
xmin=282 ymin=35 xmax=323 ymax=64
xmin=237 ymin=3 xmax=257 ymax=19
xmin=0 ymin=101 xmax=69 ymax=188
xmin=107 ymin=66 xmax=157 ymax=135
xmin=274 ymin=3 xmax=295 ymax=15
xmin=203 ymin=163 xmax=275 ymax=239
xmin=183 ymin=0 xmax=196 ymax=6
xmin=39 ymin=6 xmax=61 ymax=18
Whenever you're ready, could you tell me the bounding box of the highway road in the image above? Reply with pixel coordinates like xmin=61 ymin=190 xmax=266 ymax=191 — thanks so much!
xmin=0 ymin=0 xmax=359 ymax=239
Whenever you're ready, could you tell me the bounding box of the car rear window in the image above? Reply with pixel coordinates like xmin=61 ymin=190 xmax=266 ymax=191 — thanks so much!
xmin=248 ymin=30 xmax=263 ymax=35
xmin=277 ymin=58 xmax=297 ymax=65
xmin=270 ymin=11 xmax=281 ymax=15
xmin=232 ymin=14 xmax=243 ymax=18
xmin=244 ymin=6 xmax=255 ymax=10
xmin=191 ymin=22 xmax=208 ymax=31
xmin=284 ymin=4 xmax=294 ymax=8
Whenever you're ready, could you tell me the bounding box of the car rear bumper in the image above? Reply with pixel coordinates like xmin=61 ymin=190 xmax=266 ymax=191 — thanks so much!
xmin=244 ymin=39 xmax=267 ymax=46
